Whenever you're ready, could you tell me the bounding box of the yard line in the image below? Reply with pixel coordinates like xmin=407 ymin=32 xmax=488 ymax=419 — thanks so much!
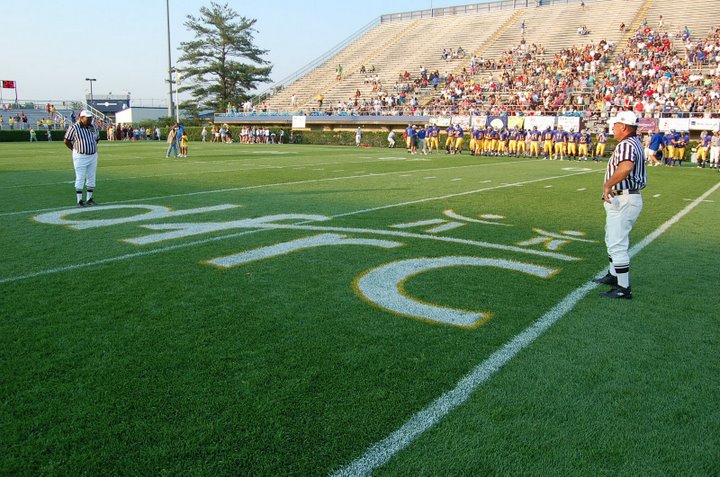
xmin=330 ymin=180 xmax=720 ymax=477
xmin=0 ymin=155 xmax=402 ymax=191
xmin=0 ymin=169 xmax=596 ymax=285
xmin=332 ymin=170 xmax=597 ymax=219
xmin=252 ymin=223 xmax=578 ymax=261
xmin=0 ymin=160 xmax=562 ymax=218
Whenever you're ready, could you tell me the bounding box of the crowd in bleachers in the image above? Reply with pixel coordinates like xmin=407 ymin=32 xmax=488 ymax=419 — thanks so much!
xmin=420 ymin=38 xmax=613 ymax=116
xmin=300 ymin=18 xmax=720 ymax=120
xmin=442 ymin=47 xmax=467 ymax=61
xmin=596 ymin=24 xmax=720 ymax=117
xmin=0 ymin=110 xmax=68 ymax=130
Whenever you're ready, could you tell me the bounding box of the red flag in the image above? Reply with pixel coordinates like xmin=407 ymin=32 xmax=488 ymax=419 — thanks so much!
xmin=2 ymin=80 xmax=16 ymax=89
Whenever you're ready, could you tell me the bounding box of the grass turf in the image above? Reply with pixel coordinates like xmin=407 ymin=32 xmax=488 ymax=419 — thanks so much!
xmin=1 ymin=141 xmax=718 ymax=475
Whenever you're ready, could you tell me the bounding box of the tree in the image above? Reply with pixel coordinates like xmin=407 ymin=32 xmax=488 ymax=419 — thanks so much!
xmin=178 ymin=2 xmax=272 ymax=113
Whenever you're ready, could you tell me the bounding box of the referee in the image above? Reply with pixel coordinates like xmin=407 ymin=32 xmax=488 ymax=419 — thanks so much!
xmin=64 ymin=110 xmax=99 ymax=207
xmin=593 ymin=111 xmax=646 ymax=299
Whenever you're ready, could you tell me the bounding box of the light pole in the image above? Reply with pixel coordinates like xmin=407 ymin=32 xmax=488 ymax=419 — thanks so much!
xmin=169 ymin=67 xmax=181 ymax=123
xmin=85 ymin=78 xmax=96 ymax=110
xmin=166 ymin=0 xmax=174 ymax=118
xmin=173 ymin=68 xmax=181 ymax=123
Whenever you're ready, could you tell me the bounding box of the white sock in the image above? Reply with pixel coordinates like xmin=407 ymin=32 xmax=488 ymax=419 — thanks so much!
xmin=86 ymin=190 xmax=93 ymax=201
xmin=76 ymin=191 xmax=83 ymax=203
xmin=614 ymin=264 xmax=630 ymax=288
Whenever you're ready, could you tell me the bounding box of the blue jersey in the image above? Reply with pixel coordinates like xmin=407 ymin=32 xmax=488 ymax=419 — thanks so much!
xmin=649 ymin=132 xmax=665 ymax=151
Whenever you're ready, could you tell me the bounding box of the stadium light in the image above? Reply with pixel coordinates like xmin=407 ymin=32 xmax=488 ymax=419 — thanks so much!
xmin=85 ymin=78 xmax=96 ymax=109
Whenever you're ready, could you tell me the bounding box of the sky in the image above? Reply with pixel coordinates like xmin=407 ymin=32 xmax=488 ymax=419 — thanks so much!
xmin=2 ymin=0 xmax=473 ymax=106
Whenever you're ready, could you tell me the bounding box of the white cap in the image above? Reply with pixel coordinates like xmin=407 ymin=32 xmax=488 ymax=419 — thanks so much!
xmin=79 ymin=110 xmax=93 ymax=118
xmin=610 ymin=111 xmax=638 ymax=126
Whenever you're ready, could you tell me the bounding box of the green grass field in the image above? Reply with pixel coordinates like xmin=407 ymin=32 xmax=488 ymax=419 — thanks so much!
xmin=1 ymin=141 xmax=719 ymax=476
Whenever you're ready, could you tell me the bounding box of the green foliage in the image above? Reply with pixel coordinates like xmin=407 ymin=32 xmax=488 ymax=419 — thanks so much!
xmin=0 ymin=129 xmax=39 ymax=142
xmin=178 ymin=1 xmax=272 ymax=112
xmin=290 ymin=129 xmax=391 ymax=147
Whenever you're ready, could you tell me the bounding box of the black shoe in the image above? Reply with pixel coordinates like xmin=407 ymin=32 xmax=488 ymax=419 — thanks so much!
xmin=86 ymin=198 xmax=96 ymax=206
xmin=592 ymin=272 xmax=618 ymax=287
xmin=77 ymin=200 xmax=86 ymax=208
xmin=600 ymin=286 xmax=632 ymax=300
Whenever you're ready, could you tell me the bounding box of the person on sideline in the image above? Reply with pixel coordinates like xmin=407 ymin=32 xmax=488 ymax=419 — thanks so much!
xmin=166 ymin=124 xmax=179 ymax=158
xmin=63 ymin=110 xmax=100 ymax=207
xmin=387 ymin=129 xmax=396 ymax=148
xmin=180 ymin=130 xmax=189 ymax=157
xmin=593 ymin=111 xmax=647 ymax=299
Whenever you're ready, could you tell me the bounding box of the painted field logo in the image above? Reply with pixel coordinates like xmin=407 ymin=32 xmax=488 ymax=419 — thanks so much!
xmin=35 ymin=204 xmax=596 ymax=329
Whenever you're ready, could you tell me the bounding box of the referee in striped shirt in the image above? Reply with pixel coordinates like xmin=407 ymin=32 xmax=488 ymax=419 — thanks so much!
xmin=64 ymin=110 xmax=99 ymax=207
xmin=593 ymin=111 xmax=647 ymax=299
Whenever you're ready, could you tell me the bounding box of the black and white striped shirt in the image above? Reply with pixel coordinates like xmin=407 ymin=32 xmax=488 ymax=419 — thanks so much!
xmin=606 ymin=135 xmax=646 ymax=191
xmin=64 ymin=122 xmax=99 ymax=155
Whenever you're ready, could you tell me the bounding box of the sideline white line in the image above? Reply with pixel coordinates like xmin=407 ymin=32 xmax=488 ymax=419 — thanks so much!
xmin=0 ymin=171 xmax=592 ymax=285
xmin=0 ymin=161 xmax=541 ymax=218
xmin=331 ymin=180 xmax=720 ymax=477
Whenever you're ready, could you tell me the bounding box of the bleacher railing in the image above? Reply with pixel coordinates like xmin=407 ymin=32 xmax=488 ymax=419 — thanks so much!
xmin=379 ymin=0 xmax=609 ymax=22
xmin=83 ymin=103 xmax=114 ymax=127
xmin=250 ymin=15 xmax=383 ymax=106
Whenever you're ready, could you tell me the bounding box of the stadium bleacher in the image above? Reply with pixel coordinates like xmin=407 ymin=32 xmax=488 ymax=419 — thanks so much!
xmin=258 ymin=0 xmax=720 ymax=119
xmin=0 ymin=107 xmax=74 ymax=130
